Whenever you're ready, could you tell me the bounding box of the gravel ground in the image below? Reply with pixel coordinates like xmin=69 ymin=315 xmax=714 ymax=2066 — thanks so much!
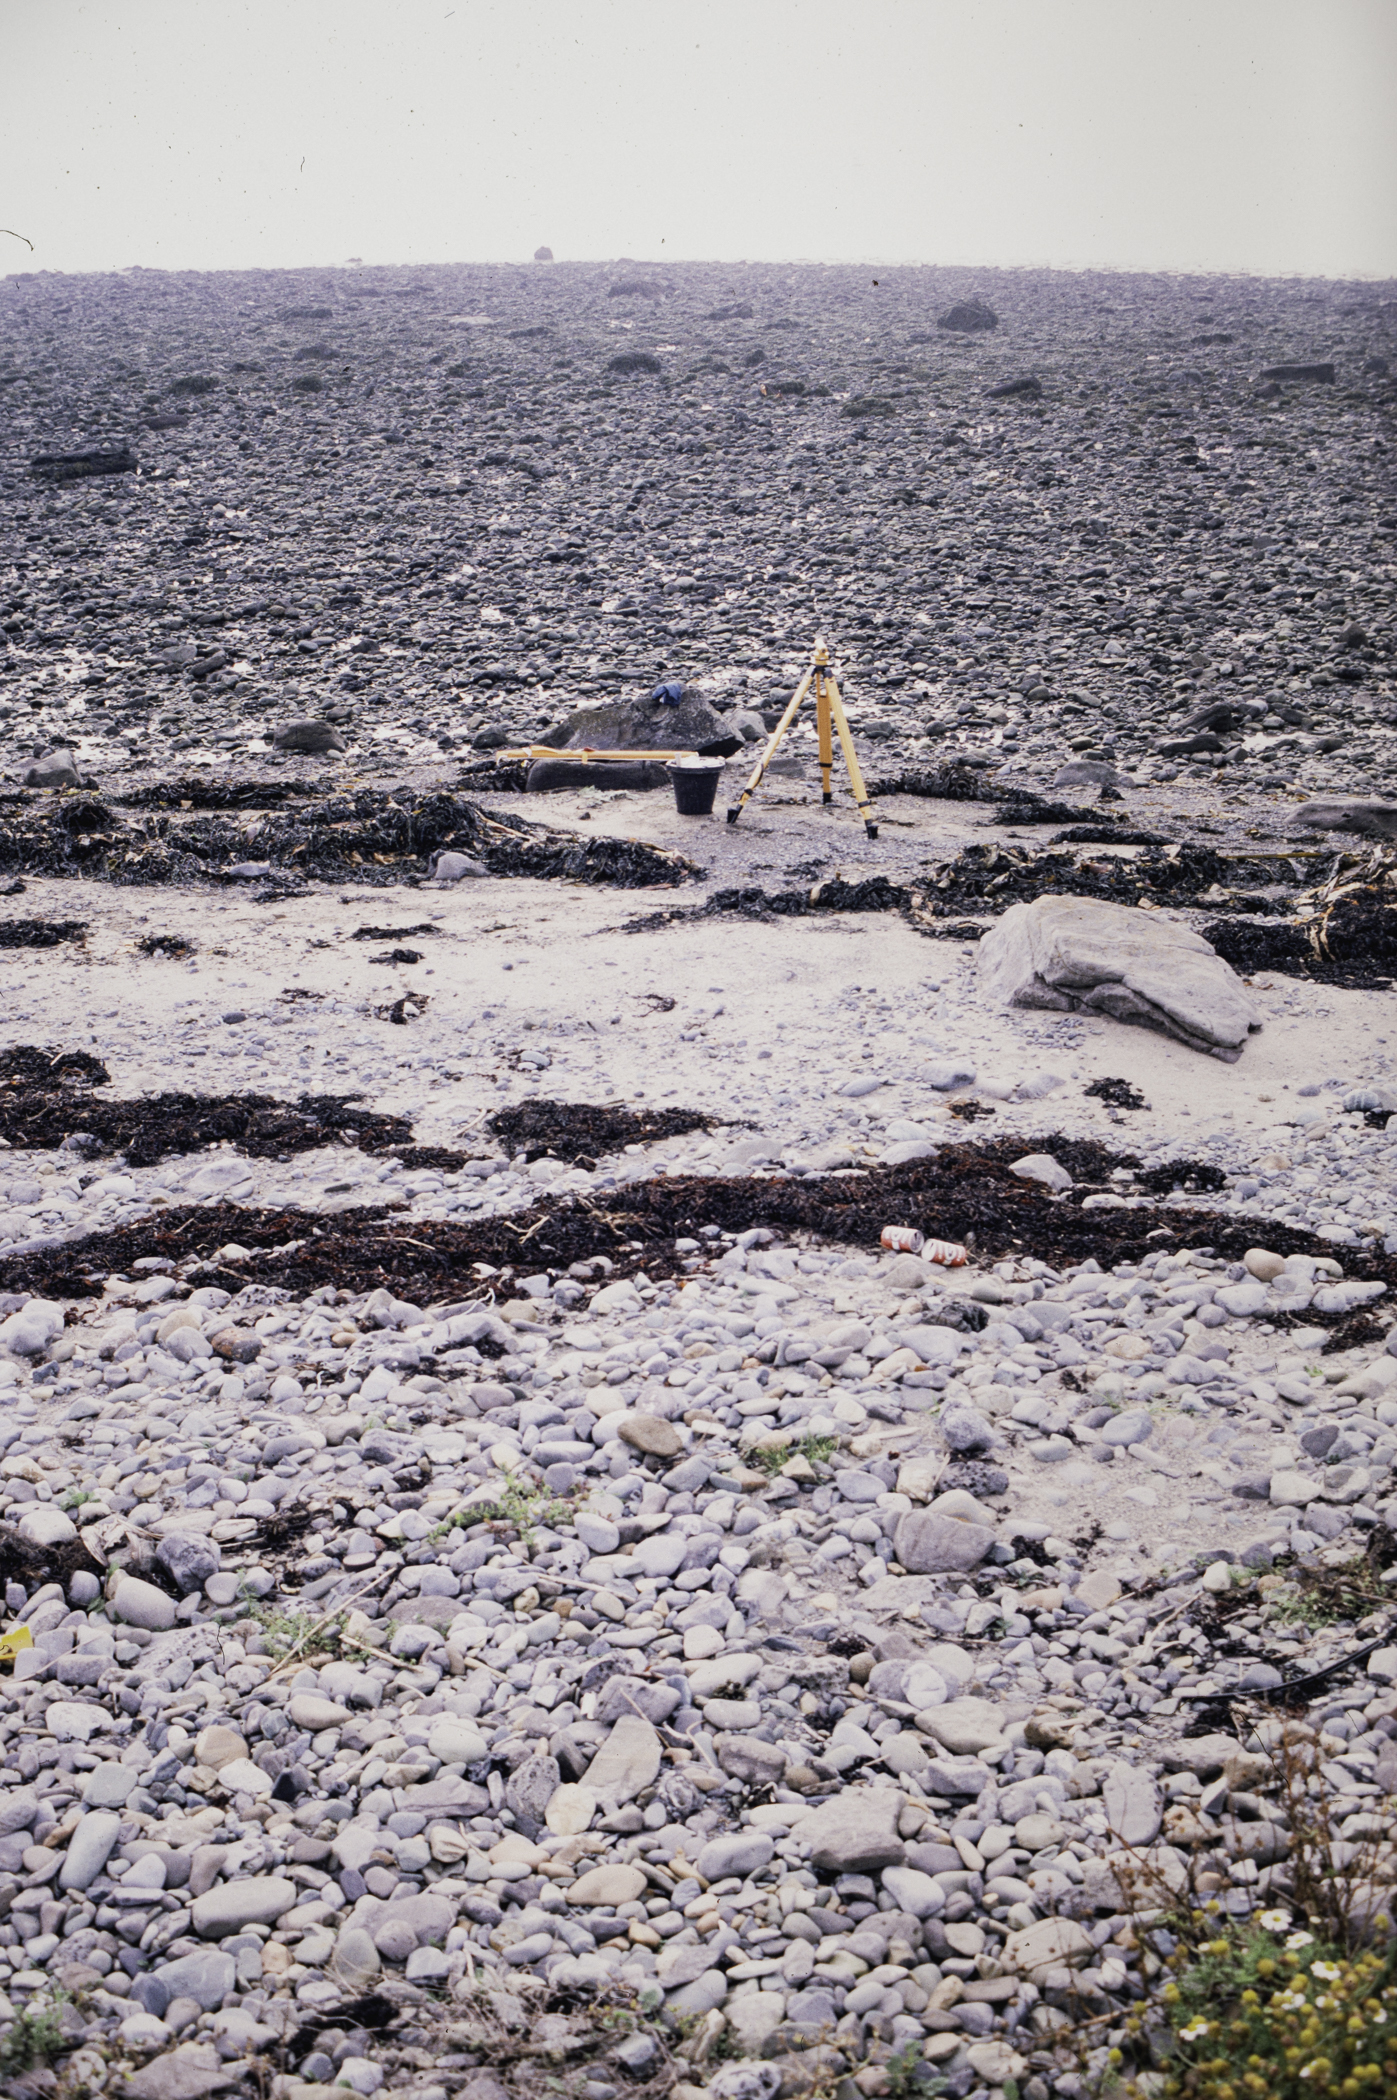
xmin=0 ymin=259 xmax=1396 ymax=2100
xmin=1 ymin=259 xmax=1394 ymax=793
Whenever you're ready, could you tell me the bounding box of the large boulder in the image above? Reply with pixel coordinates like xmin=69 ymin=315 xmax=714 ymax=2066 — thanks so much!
xmin=1179 ymin=698 xmax=1267 ymax=735
xmin=1291 ymin=800 xmax=1397 ymax=843
xmin=272 ymin=719 xmax=347 ymax=754
xmin=540 ymin=693 xmax=743 ymax=758
xmin=977 ymin=894 xmax=1262 ymax=1062
xmin=22 ymin=748 xmax=81 ymax=788
xmin=938 ymin=300 xmax=998 ymax=332
xmin=1050 ymin=759 xmax=1120 ymax=795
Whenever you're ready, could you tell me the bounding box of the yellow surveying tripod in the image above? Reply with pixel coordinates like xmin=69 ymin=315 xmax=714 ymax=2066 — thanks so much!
xmin=726 ymin=637 xmax=878 ymax=839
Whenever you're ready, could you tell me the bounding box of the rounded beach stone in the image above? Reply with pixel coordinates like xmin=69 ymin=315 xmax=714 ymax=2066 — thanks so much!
xmin=191 ymin=1876 xmax=299 ymax=1936
xmin=567 ymin=1862 xmax=648 ymax=1906
xmin=112 ymin=1576 xmax=176 ymax=1631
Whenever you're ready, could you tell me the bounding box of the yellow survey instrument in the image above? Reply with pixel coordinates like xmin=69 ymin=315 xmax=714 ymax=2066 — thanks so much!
xmin=726 ymin=638 xmax=877 ymax=839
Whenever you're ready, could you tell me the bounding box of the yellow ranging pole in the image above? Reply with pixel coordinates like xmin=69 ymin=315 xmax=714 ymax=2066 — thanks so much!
xmin=726 ymin=638 xmax=878 ymax=839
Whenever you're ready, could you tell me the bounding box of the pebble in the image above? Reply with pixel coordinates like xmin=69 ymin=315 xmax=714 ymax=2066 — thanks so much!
xmin=112 ymin=1577 xmax=178 ymax=1632
xmin=190 ymin=1877 xmax=298 ymax=1936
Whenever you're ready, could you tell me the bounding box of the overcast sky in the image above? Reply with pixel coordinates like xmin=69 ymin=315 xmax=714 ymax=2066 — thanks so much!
xmin=5 ymin=0 xmax=1395 ymax=281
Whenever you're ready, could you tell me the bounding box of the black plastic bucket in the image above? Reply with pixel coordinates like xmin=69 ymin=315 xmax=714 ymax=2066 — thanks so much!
xmin=671 ymin=760 xmax=723 ymax=815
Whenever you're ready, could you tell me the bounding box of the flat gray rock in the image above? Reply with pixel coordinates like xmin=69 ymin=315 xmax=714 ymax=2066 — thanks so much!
xmin=977 ymin=894 xmax=1262 ymax=1061
xmin=792 ymin=1790 xmax=905 ymax=1874
xmin=581 ymin=1713 xmax=662 ymax=1806
xmin=894 ymin=1508 xmax=995 ymax=1573
xmin=331 ymin=1926 xmax=382 ymax=1992
xmin=1010 ymin=1153 xmax=1073 ymax=1192
xmin=112 ymin=1575 xmax=177 ymax=1631
xmin=696 ymin=1830 xmax=775 ymax=1880
xmin=154 ymin=1951 xmax=238 ymax=2011
xmin=657 ymin=1940 xmax=724 ymax=1988
xmin=1103 ymin=1761 xmax=1162 ymax=1846
xmin=191 ymin=1875 xmax=298 ymax=1936
xmin=367 ymin=1891 xmax=453 ymax=1953
xmin=15 ymin=1506 xmax=78 ymax=1547
xmin=22 ymin=750 xmax=81 ymax=789
xmin=272 ymin=718 xmax=347 ymax=754
xmin=917 ymin=1698 xmax=1009 ymax=1755
xmin=58 ymin=1808 xmax=121 ymax=1890
xmin=121 ymin=2043 xmax=240 ymax=2100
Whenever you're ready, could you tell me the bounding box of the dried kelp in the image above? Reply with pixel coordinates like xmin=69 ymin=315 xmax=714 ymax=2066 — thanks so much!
xmin=0 ymin=786 xmax=702 ymax=890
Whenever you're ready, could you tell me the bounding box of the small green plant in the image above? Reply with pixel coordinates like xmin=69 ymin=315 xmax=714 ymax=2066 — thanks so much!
xmin=0 ymin=1992 xmax=69 ymax=2076
xmin=708 ymin=2026 xmax=745 ymax=2063
xmin=444 ymin=1478 xmax=572 ymax=1541
xmin=797 ymin=1432 xmax=837 ymax=1467
xmin=1265 ymin=1586 xmax=1337 ymax=1629
xmin=1260 ymin=1536 xmax=1396 ymax=1627
xmin=1122 ymin=1916 xmax=1397 ymax=2100
xmin=885 ymin=2039 xmax=943 ymax=2099
xmin=750 ymin=1432 xmax=838 ymax=1476
xmin=251 ymin=1602 xmax=349 ymax=1662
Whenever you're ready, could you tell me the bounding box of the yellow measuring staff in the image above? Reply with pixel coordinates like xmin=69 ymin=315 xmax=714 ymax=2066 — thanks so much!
xmin=726 ymin=638 xmax=877 ymax=839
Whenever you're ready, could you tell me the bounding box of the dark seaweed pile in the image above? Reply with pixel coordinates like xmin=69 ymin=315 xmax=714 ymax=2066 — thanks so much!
xmin=114 ymin=776 xmax=337 ymax=811
xmin=1051 ymin=826 xmax=1169 ymax=847
xmin=607 ymin=831 xmax=1397 ymax=987
xmin=625 ymin=871 xmax=914 ymax=930
xmin=626 ymin=842 xmax=1306 ymax=932
xmin=135 ymin=931 xmax=196 ymax=958
xmin=987 ymin=798 xmax=1120 ymax=826
xmin=5 ymin=1133 xmax=1392 ymax=1314
xmin=914 ymin=839 xmax=1300 ymax=918
xmin=1203 ymin=899 xmax=1397 ymax=988
xmin=0 ymin=917 xmax=88 ymax=948
xmin=0 ymin=786 xmax=701 ymax=890
xmin=0 ymin=1061 xmax=414 ymax=1166
xmin=350 ymin=921 xmax=443 ymax=941
xmin=864 ymin=764 xmax=1002 ymax=802
xmin=487 ymin=1098 xmax=718 ymax=1165
xmin=0 ymin=1047 xmax=111 ymax=1087
xmin=1084 ymin=1076 xmax=1150 ymax=1110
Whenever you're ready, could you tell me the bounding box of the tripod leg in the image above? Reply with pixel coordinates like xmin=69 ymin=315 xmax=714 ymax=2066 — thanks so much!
xmin=726 ymin=668 xmax=812 ymax=824
xmin=827 ymin=675 xmax=879 ymax=838
xmin=815 ymin=669 xmax=834 ymax=805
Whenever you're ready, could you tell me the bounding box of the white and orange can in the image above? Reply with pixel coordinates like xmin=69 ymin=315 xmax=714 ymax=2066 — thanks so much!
xmin=924 ymin=1238 xmax=969 ymax=1267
